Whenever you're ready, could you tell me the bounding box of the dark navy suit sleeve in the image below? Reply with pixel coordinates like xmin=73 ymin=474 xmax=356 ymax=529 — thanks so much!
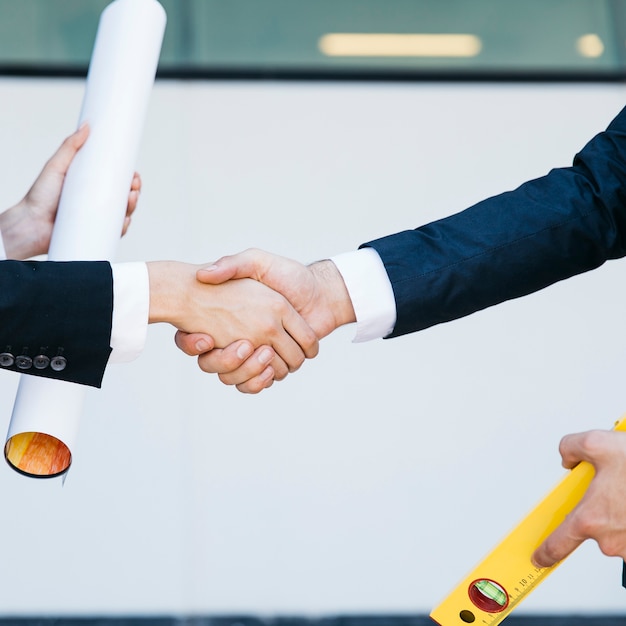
xmin=0 ymin=260 xmax=113 ymax=387
xmin=363 ymin=105 xmax=626 ymax=338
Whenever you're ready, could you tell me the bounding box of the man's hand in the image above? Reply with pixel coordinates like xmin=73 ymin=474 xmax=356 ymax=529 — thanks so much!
xmin=147 ymin=260 xmax=319 ymax=378
xmin=532 ymin=429 xmax=626 ymax=568
xmin=174 ymin=249 xmax=356 ymax=393
xmin=0 ymin=124 xmax=141 ymax=260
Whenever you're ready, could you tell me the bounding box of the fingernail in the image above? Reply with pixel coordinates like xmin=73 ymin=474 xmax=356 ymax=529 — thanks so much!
xmin=237 ymin=343 xmax=253 ymax=360
xmin=195 ymin=339 xmax=210 ymax=352
xmin=203 ymin=265 xmax=218 ymax=272
xmin=258 ymin=348 xmax=273 ymax=365
xmin=78 ymin=121 xmax=88 ymax=131
xmin=260 ymin=367 xmax=274 ymax=382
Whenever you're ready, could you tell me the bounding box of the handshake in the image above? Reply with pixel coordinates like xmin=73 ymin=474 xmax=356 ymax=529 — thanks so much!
xmin=0 ymin=126 xmax=358 ymax=394
xmin=149 ymin=250 xmax=357 ymax=394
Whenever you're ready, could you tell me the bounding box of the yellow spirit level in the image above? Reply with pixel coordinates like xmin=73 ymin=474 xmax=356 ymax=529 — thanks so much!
xmin=430 ymin=415 xmax=626 ymax=626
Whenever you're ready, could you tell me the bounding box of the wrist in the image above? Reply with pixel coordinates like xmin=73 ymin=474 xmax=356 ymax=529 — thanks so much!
xmin=147 ymin=260 xmax=192 ymax=327
xmin=0 ymin=201 xmax=48 ymax=259
xmin=309 ymin=260 xmax=356 ymax=332
xmin=0 ymin=203 xmax=29 ymax=259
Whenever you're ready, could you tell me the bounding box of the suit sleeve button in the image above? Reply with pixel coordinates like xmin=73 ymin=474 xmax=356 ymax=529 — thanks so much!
xmin=16 ymin=355 xmax=33 ymax=370
xmin=50 ymin=356 xmax=67 ymax=372
xmin=34 ymin=355 xmax=50 ymax=370
xmin=0 ymin=353 xmax=15 ymax=367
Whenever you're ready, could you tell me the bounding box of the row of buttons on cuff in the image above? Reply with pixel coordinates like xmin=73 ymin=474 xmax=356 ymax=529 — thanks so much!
xmin=0 ymin=349 xmax=67 ymax=372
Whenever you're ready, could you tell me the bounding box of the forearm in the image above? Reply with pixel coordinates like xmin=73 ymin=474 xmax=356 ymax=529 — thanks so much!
xmin=366 ymin=105 xmax=626 ymax=338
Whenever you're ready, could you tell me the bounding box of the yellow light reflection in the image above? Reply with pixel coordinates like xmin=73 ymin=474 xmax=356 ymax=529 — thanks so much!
xmin=319 ymin=33 xmax=482 ymax=58
xmin=576 ymin=33 xmax=604 ymax=58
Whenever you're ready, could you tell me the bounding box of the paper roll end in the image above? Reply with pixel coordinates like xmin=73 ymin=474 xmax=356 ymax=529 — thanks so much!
xmin=5 ymin=432 xmax=72 ymax=478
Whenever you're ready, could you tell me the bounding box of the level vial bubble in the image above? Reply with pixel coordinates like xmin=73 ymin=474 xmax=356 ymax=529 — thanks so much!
xmin=468 ymin=579 xmax=509 ymax=613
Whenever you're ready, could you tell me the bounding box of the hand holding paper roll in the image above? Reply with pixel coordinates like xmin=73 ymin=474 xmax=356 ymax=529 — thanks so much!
xmin=0 ymin=124 xmax=140 ymax=261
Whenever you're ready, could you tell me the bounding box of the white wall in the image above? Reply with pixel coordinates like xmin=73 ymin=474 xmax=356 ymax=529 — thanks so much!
xmin=0 ymin=78 xmax=625 ymax=616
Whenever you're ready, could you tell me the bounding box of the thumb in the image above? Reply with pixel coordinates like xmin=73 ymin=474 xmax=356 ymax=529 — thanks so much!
xmin=197 ymin=248 xmax=272 ymax=285
xmin=45 ymin=123 xmax=90 ymax=176
xmin=174 ymin=331 xmax=215 ymax=356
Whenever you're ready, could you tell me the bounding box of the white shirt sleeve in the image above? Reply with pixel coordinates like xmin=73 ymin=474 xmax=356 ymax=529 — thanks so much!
xmin=330 ymin=247 xmax=397 ymax=342
xmin=109 ymin=262 xmax=149 ymax=363
xmin=0 ymin=234 xmax=6 ymax=260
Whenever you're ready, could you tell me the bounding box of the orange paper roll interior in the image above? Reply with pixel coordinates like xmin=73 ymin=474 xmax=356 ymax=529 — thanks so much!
xmin=4 ymin=432 xmax=71 ymax=478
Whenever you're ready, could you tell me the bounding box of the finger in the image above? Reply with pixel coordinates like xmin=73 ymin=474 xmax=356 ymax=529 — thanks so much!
xmin=235 ymin=367 xmax=276 ymax=394
xmin=121 ymin=191 xmax=139 ymax=235
xmin=557 ymin=432 xmax=590 ymax=469
xmin=174 ymin=331 xmax=215 ymax=356
xmin=121 ymin=191 xmax=139 ymax=236
xmin=127 ymin=189 xmax=140 ymax=216
xmin=531 ymin=512 xmax=586 ymax=568
xmin=126 ymin=174 xmax=141 ymax=215
xmin=121 ymin=174 xmax=142 ymax=236
xmin=199 ymin=344 xmax=275 ymax=378
xmin=268 ymin=306 xmax=318 ymax=371
xmin=558 ymin=429 xmax=622 ymax=470
xmin=268 ymin=354 xmax=289 ymax=380
xmin=197 ymin=248 xmax=273 ymax=285
xmin=130 ymin=172 xmax=142 ymax=193
xmin=281 ymin=307 xmax=319 ymax=360
xmin=44 ymin=123 xmax=90 ymax=176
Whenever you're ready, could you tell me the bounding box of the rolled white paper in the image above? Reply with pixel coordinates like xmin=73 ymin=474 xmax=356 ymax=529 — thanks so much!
xmin=5 ymin=0 xmax=166 ymax=477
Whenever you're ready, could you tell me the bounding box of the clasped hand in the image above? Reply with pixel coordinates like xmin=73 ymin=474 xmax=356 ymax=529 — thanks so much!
xmin=174 ymin=248 xmax=356 ymax=393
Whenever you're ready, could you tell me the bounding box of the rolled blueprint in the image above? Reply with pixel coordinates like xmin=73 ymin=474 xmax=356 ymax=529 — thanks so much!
xmin=4 ymin=0 xmax=166 ymax=478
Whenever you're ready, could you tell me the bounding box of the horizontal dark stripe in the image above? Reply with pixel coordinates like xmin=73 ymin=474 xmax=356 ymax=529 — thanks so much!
xmin=0 ymin=616 xmax=623 ymax=626
xmin=1 ymin=64 xmax=626 ymax=83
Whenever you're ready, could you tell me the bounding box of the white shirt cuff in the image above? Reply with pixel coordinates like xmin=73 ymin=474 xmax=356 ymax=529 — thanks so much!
xmin=109 ymin=262 xmax=149 ymax=363
xmin=330 ymin=248 xmax=397 ymax=342
xmin=0 ymin=233 xmax=6 ymax=260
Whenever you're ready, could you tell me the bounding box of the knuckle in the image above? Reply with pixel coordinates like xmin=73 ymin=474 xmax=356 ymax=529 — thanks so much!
xmin=271 ymin=359 xmax=288 ymax=380
xmin=236 ymin=384 xmax=256 ymax=394
xmin=577 ymin=430 xmax=608 ymax=457
xmin=305 ymin=336 xmax=319 ymax=358
xmin=198 ymin=356 xmax=218 ymax=374
xmin=273 ymin=369 xmax=288 ymax=381
xmin=221 ymin=353 xmax=241 ymax=371
xmin=238 ymin=379 xmax=268 ymax=394
xmin=218 ymin=372 xmax=236 ymax=385
xmin=264 ymin=325 xmax=280 ymax=341
xmin=288 ymin=354 xmax=305 ymax=373
xmin=269 ymin=298 xmax=287 ymax=316
xmin=597 ymin=538 xmax=622 ymax=557
xmin=576 ymin=512 xmax=605 ymax=538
